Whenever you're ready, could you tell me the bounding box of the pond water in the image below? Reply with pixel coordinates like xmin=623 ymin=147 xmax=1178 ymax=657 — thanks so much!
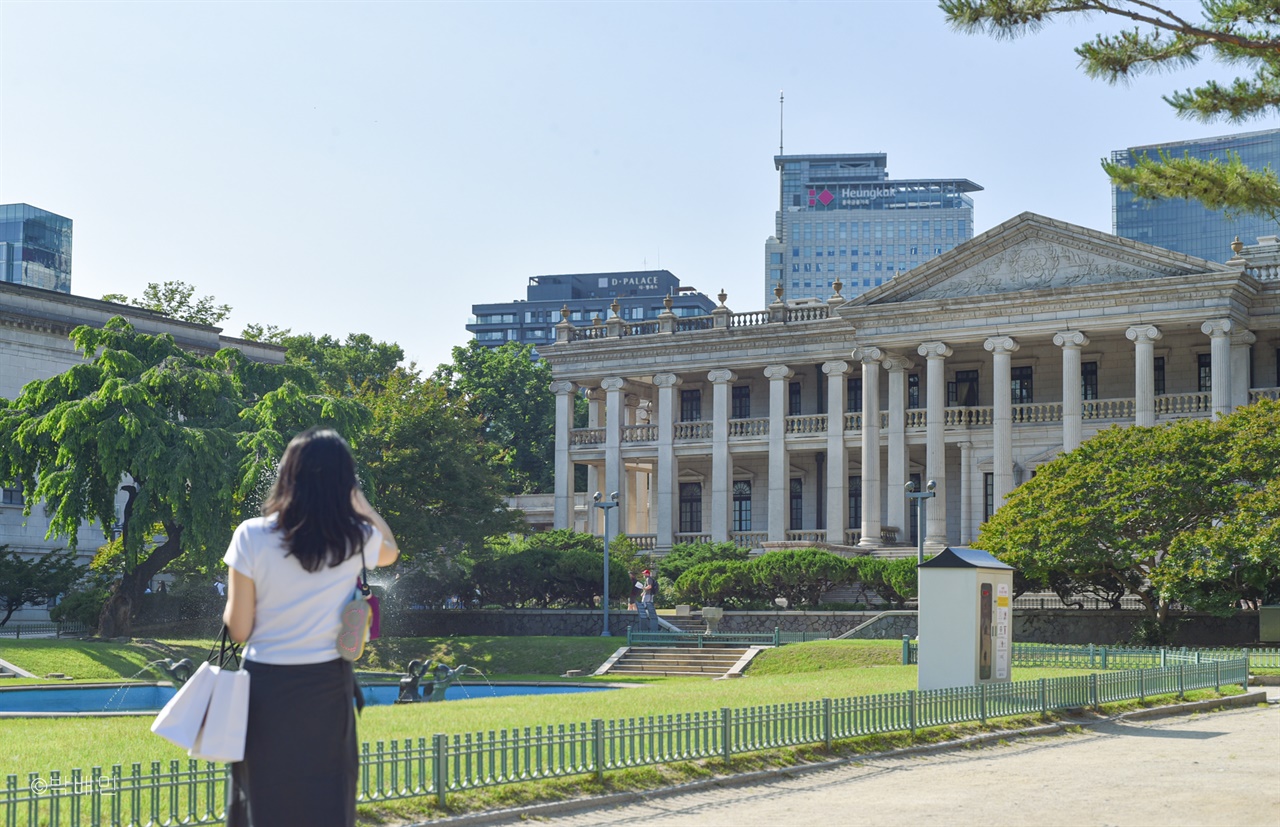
xmin=0 ymin=682 xmax=616 ymax=715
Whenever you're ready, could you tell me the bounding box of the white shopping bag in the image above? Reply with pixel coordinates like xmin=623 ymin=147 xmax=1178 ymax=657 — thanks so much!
xmin=189 ymin=666 xmax=251 ymax=763
xmin=150 ymin=661 xmax=219 ymax=750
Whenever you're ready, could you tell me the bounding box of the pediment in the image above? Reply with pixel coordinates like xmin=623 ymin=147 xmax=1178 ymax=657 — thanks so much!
xmin=851 ymin=212 xmax=1232 ymax=306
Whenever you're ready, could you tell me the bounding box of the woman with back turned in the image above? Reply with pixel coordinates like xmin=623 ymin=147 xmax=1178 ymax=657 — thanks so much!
xmin=221 ymin=427 xmax=399 ymax=826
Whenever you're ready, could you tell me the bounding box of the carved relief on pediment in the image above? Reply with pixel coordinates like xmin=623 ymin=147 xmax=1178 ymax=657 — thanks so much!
xmin=914 ymin=241 xmax=1172 ymax=300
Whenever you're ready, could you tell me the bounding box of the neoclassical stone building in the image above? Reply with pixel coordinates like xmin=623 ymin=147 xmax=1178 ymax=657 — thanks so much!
xmin=540 ymin=213 xmax=1280 ymax=555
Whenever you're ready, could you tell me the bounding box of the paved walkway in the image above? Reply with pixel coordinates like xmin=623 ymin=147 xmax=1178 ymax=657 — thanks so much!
xmin=498 ymin=699 xmax=1280 ymax=827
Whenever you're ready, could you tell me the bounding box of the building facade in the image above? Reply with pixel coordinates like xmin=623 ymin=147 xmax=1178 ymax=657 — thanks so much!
xmin=546 ymin=213 xmax=1280 ymax=554
xmin=765 ymin=154 xmax=980 ymax=305
xmin=1112 ymin=128 xmax=1280 ymax=262
xmin=467 ymin=270 xmax=717 ymax=358
xmin=0 ymin=204 xmax=73 ymax=293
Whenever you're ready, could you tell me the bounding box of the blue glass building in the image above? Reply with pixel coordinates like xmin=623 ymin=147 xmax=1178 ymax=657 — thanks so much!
xmin=0 ymin=204 xmax=73 ymax=293
xmin=765 ymin=154 xmax=981 ymax=303
xmin=1112 ymin=129 xmax=1280 ymax=262
xmin=468 ymin=270 xmax=717 ymax=358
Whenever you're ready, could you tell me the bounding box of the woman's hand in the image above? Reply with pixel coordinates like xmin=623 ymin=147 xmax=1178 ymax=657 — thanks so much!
xmin=351 ymin=486 xmax=400 ymax=567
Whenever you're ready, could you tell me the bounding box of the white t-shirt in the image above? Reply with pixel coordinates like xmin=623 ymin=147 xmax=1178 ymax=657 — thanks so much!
xmin=223 ymin=515 xmax=383 ymax=665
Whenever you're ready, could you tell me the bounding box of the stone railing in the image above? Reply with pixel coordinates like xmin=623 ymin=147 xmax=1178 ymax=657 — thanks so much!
xmin=569 ymin=325 xmax=610 ymax=342
xmin=674 ymin=532 xmax=712 ymax=544
xmin=845 ymin=412 xmax=862 ymax=430
xmin=1155 ymin=392 xmax=1209 ymax=415
xmin=1011 ymin=401 xmax=1063 ymax=424
xmin=627 ymin=534 xmax=658 ymax=550
xmin=676 ymin=317 xmax=716 ymax=332
xmin=674 ymin=421 xmax=713 ymax=440
xmin=728 ymin=417 xmax=769 ymax=437
xmin=622 ymin=424 xmax=657 ymax=443
xmin=785 ymin=305 xmax=830 ymax=322
xmin=570 ymin=428 xmax=606 ymax=445
xmin=785 ymin=414 xmax=827 ymax=434
xmin=1245 ymin=262 xmax=1280 ymax=281
xmin=1083 ymin=398 xmax=1135 ymax=420
xmin=905 ymin=409 xmax=927 ymax=428
xmin=730 ymin=311 xmax=770 ymax=327
xmin=622 ymin=321 xmax=659 ymax=336
xmin=1251 ymin=387 xmax=1280 ymax=402
xmin=785 ymin=530 xmax=827 ymax=543
xmin=945 ymin=406 xmax=994 ymax=427
xmin=843 ymin=529 xmax=863 ymax=546
xmin=730 ymin=531 xmax=768 ymax=548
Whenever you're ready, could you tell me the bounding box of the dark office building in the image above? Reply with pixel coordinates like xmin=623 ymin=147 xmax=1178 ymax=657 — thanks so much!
xmin=0 ymin=204 xmax=73 ymax=293
xmin=468 ymin=270 xmax=717 ymax=357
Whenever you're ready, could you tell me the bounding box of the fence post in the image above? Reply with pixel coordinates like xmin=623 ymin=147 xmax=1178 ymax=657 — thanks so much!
xmin=908 ymin=690 xmax=916 ymax=738
xmin=1160 ymin=648 xmax=1167 ymax=668
xmin=979 ymin=684 xmax=987 ymax=725
xmin=822 ymin=698 xmax=832 ymax=749
xmin=1177 ymin=664 xmax=1185 ymax=699
xmin=1089 ymin=673 xmax=1098 ymax=709
xmin=1214 ymin=660 xmax=1221 ymax=691
xmin=433 ymin=733 xmax=448 ymax=807
xmin=1139 ymin=669 xmax=1145 ymax=702
xmin=13 ymin=626 xmax=18 ymax=641
xmin=902 ymin=635 xmax=910 ymax=665
xmin=721 ymin=708 xmax=732 ymax=762
xmin=592 ymin=719 xmax=605 ymax=781
xmin=1100 ymin=647 xmax=1108 ymax=670
xmin=1241 ymin=658 xmax=1249 ymax=692
xmin=773 ymin=627 xmax=781 ymax=647
xmin=1039 ymin=678 xmax=1047 ymax=715
xmin=1088 ymin=643 xmax=1095 ymax=669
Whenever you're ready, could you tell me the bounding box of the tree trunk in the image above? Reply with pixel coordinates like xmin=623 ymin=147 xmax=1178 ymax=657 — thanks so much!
xmin=96 ymin=522 xmax=185 ymax=638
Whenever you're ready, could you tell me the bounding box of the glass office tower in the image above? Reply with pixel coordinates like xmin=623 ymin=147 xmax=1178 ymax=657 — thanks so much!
xmin=0 ymin=204 xmax=73 ymax=293
xmin=1112 ymin=129 xmax=1280 ymax=263
xmin=765 ymin=154 xmax=981 ymax=303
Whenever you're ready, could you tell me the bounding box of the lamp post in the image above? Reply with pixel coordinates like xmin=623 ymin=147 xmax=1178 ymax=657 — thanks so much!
xmin=904 ymin=479 xmax=937 ymax=565
xmin=593 ymin=491 xmax=619 ymax=637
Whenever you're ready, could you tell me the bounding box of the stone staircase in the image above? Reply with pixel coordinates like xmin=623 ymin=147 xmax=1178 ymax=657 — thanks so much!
xmin=661 ymin=616 xmax=708 ymax=634
xmin=599 ymin=646 xmax=756 ymax=678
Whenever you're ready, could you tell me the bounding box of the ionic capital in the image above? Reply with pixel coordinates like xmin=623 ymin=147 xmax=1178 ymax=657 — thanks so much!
xmin=1125 ymin=325 xmax=1162 ymax=346
xmin=1201 ymin=318 xmax=1234 ymax=338
xmin=549 ymin=380 xmax=576 ymax=395
xmin=763 ymin=364 xmax=794 ymax=381
xmin=882 ymin=354 xmax=913 ymax=372
xmin=822 ymin=360 xmax=850 ymax=376
xmin=850 ymin=346 xmax=882 ymax=366
xmin=600 ymin=376 xmax=627 ymax=392
xmin=1052 ymin=330 xmax=1090 ymax=349
xmin=652 ymin=373 xmax=683 ymax=389
xmin=984 ymin=336 xmax=1020 ymax=355
xmin=918 ymin=342 xmax=953 ymax=360
xmin=1231 ymin=330 xmax=1257 ymax=347
xmin=707 ymin=369 xmax=737 ymax=385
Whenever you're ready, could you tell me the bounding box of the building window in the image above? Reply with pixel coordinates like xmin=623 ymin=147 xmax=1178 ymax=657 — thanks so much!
xmin=949 ymin=370 xmax=980 ymax=407
xmin=770 ymin=252 xmax=783 ymax=265
xmin=732 ymin=481 xmax=752 ymax=532
xmin=681 ymin=389 xmax=702 ymax=422
xmin=731 ymin=386 xmax=751 ymax=419
xmin=848 ymin=476 xmax=862 ymax=529
xmin=1 ymin=481 xmax=21 ymax=505
xmin=1082 ymin=361 xmax=1098 ymax=401
xmin=846 ymin=377 xmax=863 ymax=413
xmin=984 ymin=473 xmax=994 ymax=522
xmin=679 ymin=483 xmax=703 ymax=533
xmin=1155 ymin=356 xmax=1166 ymax=396
xmin=907 ymin=374 xmax=920 ymax=409
xmin=788 ymin=382 xmax=802 ymax=416
xmin=789 ymin=479 xmax=803 ymax=530
xmin=1198 ymin=353 xmax=1212 ymax=394
xmin=1011 ymin=366 xmax=1033 ymax=405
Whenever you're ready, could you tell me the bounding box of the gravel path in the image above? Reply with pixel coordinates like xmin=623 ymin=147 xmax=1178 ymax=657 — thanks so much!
xmin=514 ymin=700 xmax=1280 ymax=827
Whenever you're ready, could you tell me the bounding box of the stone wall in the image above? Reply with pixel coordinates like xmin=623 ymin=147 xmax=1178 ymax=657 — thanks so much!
xmin=386 ymin=608 xmax=1262 ymax=646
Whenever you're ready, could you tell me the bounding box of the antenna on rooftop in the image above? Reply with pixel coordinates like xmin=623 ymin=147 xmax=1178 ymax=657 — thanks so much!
xmin=779 ymin=90 xmax=784 ymax=156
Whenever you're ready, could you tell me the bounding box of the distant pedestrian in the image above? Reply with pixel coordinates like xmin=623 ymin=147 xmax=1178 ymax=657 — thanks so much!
xmin=638 ymin=569 xmax=658 ymax=632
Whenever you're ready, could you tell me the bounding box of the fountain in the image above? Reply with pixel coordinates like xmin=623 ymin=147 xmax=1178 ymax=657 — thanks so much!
xmin=395 ymin=660 xmax=469 ymax=703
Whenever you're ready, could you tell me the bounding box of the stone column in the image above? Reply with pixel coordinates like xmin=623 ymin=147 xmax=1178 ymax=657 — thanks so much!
xmin=1231 ymin=330 xmax=1256 ymax=409
xmin=586 ymin=388 xmax=604 ymax=530
xmin=551 ymin=380 xmax=576 ymax=530
xmin=1053 ymin=331 xmax=1089 ymax=452
xmin=958 ymin=441 xmax=974 ymax=544
xmin=764 ymin=364 xmax=793 ymax=541
xmin=984 ymin=336 xmax=1020 ymax=510
xmin=653 ymin=373 xmax=681 ymax=550
xmin=601 ymin=377 xmax=627 ymax=534
xmin=918 ymin=342 xmax=952 ymax=544
xmin=850 ymin=350 xmax=882 ymax=548
xmin=1125 ymin=325 xmax=1162 ymax=427
xmin=1202 ymin=319 xmax=1234 ymax=418
xmin=883 ymin=354 xmax=912 ymax=537
xmin=708 ymin=369 xmax=737 ymax=542
xmin=822 ymin=360 xmax=851 ymax=544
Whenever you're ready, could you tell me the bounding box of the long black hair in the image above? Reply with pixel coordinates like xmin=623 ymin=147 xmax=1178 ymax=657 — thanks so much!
xmin=263 ymin=427 xmax=369 ymax=572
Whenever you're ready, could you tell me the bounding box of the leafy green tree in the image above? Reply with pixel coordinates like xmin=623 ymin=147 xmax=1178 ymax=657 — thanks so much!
xmin=672 ymin=560 xmax=757 ymax=608
xmin=0 ymin=318 xmax=366 ymax=637
xmin=101 ymin=281 xmax=232 ymax=326
xmin=433 ymin=341 xmax=558 ymax=494
xmin=974 ymin=421 xmax=1233 ymax=623
xmin=849 ymin=557 xmax=919 ymax=608
xmin=657 ymin=541 xmax=749 ymax=586
xmin=0 ymin=547 xmax=83 ymax=626
xmin=239 ymin=323 xmax=292 ymax=345
xmin=940 ymin=0 xmax=1280 ymax=220
xmin=751 ymin=549 xmax=850 ymax=607
xmin=282 ymin=333 xmax=404 ymax=396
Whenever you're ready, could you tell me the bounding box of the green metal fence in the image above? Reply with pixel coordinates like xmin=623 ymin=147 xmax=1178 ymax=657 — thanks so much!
xmin=4 ymin=657 xmax=1248 ymax=825
xmin=0 ymin=622 xmax=87 ymax=640
xmin=626 ymin=628 xmax=830 ymax=647
xmin=902 ymin=640 xmax=1280 ymax=670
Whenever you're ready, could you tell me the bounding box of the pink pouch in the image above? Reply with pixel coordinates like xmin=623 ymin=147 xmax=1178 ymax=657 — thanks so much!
xmin=367 ymin=592 xmax=381 ymax=640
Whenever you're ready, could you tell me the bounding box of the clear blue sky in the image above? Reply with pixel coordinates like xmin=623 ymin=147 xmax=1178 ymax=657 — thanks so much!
xmin=2 ymin=1 xmax=1270 ymax=370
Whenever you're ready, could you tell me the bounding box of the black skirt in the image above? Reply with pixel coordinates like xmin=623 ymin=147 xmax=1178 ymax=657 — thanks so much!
xmin=226 ymin=658 xmax=361 ymax=827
